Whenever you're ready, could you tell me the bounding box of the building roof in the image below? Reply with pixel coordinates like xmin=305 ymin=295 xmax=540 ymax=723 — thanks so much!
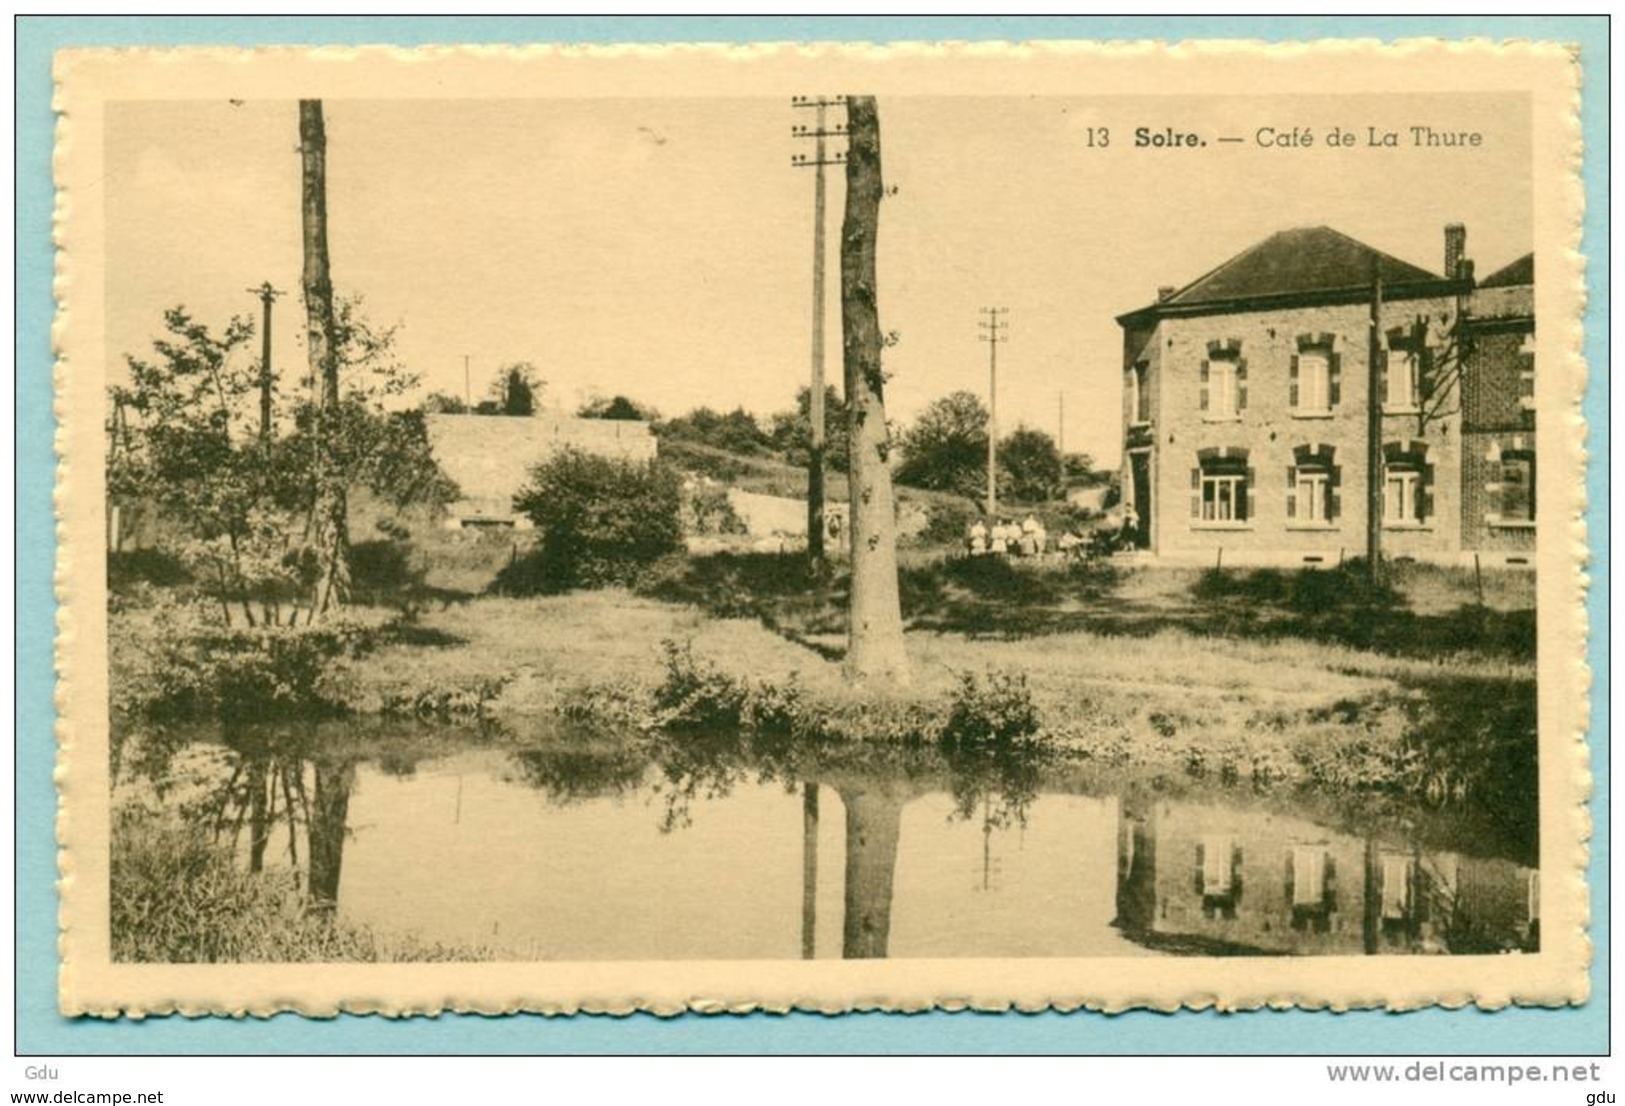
xmin=1479 ymin=253 xmax=1534 ymax=288
xmin=1118 ymin=226 xmax=1460 ymax=325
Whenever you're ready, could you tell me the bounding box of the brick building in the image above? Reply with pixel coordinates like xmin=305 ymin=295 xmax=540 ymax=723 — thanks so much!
xmin=1116 ymin=226 xmax=1535 ymax=567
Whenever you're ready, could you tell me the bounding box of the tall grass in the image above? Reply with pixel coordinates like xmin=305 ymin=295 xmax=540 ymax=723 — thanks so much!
xmin=111 ymin=809 xmax=496 ymax=963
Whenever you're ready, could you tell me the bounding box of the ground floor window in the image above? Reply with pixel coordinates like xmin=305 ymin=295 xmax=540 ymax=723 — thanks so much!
xmin=1287 ymin=445 xmax=1339 ymax=525
xmin=1382 ymin=442 xmax=1432 ymax=527
xmin=1384 ymin=467 xmax=1421 ymax=523
xmin=1192 ymin=452 xmax=1250 ymax=524
xmin=1500 ymin=450 xmax=1536 ymax=523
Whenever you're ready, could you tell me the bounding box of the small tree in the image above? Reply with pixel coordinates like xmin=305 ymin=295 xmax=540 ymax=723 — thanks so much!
xmin=768 ymin=384 xmax=850 ymax=473
xmin=111 ymin=302 xmax=455 ymax=627
xmin=512 ymin=449 xmax=683 ymax=591
xmin=895 ymin=391 xmax=990 ymax=498
xmin=578 ymin=394 xmax=656 ymax=421
xmin=480 ymin=362 xmax=544 ymax=416
xmin=999 ymin=426 xmax=1063 ymax=503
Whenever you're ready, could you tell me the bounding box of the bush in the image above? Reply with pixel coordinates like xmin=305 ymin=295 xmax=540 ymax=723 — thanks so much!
xmin=510 ymin=449 xmax=684 ymax=592
xmin=119 ymin=598 xmax=375 ymax=720
xmin=940 ymin=671 xmax=1042 ymax=751
xmin=916 ymin=497 xmax=980 ymax=547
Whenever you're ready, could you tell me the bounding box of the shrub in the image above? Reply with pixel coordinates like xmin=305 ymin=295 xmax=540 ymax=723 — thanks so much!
xmin=510 ymin=448 xmax=684 ymax=592
xmin=119 ymin=598 xmax=375 ymax=720
xmin=916 ymin=497 xmax=980 ymax=547
xmin=940 ymin=671 xmax=1042 ymax=751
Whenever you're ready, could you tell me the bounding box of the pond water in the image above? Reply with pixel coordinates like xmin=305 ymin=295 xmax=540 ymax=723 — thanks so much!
xmin=114 ymin=721 xmax=1539 ymax=960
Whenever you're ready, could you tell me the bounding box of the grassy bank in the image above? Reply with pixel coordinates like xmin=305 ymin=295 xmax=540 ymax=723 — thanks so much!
xmin=108 ymin=550 xmax=1536 ymax=821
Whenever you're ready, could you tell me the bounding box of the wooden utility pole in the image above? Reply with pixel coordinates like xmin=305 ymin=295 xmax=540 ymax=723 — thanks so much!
xmin=1057 ymin=390 xmax=1065 ymax=458
xmin=793 ymin=96 xmax=848 ymax=566
xmin=801 ymin=783 xmax=819 ymax=960
xmin=1365 ymin=267 xmax=1384 ymax=585
xmin=840 ymin=95 xmax=910 ymax=688
xmin=300 ymin=99 xmax=348 ymax=617
xmin=247 ymin=282 xmax=284 ymax=449
xmin=463 ymin=354 xmax=472 ymax=412
xmin=979 ymin=307 xmax=1009 ymax=518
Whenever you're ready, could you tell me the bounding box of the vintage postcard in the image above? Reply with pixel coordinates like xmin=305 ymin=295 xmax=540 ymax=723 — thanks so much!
xmin=54 ymin=39 xmax=1589 ymax=1018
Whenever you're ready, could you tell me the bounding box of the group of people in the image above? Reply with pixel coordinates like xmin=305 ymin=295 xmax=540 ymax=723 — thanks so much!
xmin=967 ymin=515 xmax=1050 ymax=558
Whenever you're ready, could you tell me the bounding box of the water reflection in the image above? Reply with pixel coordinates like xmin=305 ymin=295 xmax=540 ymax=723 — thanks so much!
xmin=1114 ymin=795 xmax=1539 ymax=955
xmin=114 ymin=721 xmax=1538 ymax=961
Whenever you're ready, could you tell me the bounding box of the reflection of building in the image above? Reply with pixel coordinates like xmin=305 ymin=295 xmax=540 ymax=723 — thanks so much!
xmin=1114 ymin=798 xmax=1538 ymax=955
xmin=1116 ymin=225 xmax=1535 ymax=566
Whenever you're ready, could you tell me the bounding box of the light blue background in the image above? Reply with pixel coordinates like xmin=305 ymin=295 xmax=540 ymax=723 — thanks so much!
xmin=16 ymin=15 xmax=1608 ymax=1055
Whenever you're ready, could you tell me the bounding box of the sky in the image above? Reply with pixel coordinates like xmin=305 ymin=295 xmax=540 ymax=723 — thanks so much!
xmin=105 ymin=93 xmax=1530 ymax=466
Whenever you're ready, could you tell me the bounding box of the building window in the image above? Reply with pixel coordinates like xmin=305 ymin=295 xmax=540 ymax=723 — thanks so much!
xmin=1500 ymin=450 xmax=1536 ymax=524
xmin=1294 ymin=350 xmax=1332 ymax=414
xmin=1192 ymin=450 xmax=1251 ymax=524
xmin=1382 ymin=442 xmax=1432 ymax=527
xmin=1129 ymin=361 xmax=1150 ymax=424
xmin=1200 ymin=352 xmax=1246 ymax=419
xmin=1385 ymin=348 xmax=1419 ymax=411
xmin=1287 ymin=445 xmax=1340 ymax=526
xmin=1296 ymin=468 xmax=1331 ymax=522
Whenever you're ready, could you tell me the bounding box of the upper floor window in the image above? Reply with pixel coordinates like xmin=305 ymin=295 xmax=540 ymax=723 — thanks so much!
xmin=1203 ymin=358 xmax=1239 ymax=418
xmin=1129 ymin=362 xmax=1150 ymax=424
xmin=1293 ymin=351 xmax=1333 ymax=414
xmin=1385 ymin=348 xmax=1420 ymax=412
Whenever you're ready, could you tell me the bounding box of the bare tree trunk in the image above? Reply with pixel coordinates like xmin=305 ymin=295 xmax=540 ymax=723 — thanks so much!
xmin=300 ymin=99 xmax=349 ymax=619
xmin=839 ymin=96 xmax=910 ymax=687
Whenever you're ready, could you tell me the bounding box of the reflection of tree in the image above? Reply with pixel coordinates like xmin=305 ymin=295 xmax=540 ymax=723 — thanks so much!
xmin=508 ymin=743 xmax=650 ymax=805
xmin=308 ymin=760 xmax=355 ymax=911
xmin=839 ymin=786 xmax=904 ymax=959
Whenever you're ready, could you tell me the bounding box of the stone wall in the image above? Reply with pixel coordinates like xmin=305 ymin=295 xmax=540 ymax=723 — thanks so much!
xmin=425 ymin=413 xmax=658 ymax=524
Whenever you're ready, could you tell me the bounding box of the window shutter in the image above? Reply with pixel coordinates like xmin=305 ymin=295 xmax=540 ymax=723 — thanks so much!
xmin=1242 ymin=466 xmax=1256 ymax=522
xmin=1232 ymin=845 xmax=1245 ymax=897
xmin=1420 ymin=462 xmax=1435 ymax=522
xmin=1289 ymin=355 xmax=1300 ymax=408
xmin=1190 ymin=466 xmax=1202 ymax=519
xmin=1377 ymin=350 xmax=1388 ymax=406
xmin=1284 ymin=853 xmax=1295 ymax=903
xmin=1193 ymin=844 xmax=1205 ymax=895
xmin=1236 ymin=359 xmax=1248 ymax=411
xmin=1285 ymin=464 xmax=1298 ymax=519
xmin=1329 ymin=353 xmax=1342 ymax=407
xmin=1199 ymin=361 xmax=1210 ymax=412
xmin=1329 ymin=465 xmax=1342 ymax=521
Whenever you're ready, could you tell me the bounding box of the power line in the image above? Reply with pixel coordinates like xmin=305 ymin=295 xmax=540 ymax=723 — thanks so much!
xmin=978 ymin=307 xmax=1009 ymax=518
xmin=792 ymin=95 xmax=848 ymax=565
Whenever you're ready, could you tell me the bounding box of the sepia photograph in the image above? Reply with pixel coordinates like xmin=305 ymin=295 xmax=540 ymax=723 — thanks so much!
xmin=48 ymin=39 xmax=1588 ymax=1018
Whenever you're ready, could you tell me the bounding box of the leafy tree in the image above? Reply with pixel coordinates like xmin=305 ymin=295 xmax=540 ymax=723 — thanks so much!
xmin=895 ymin=390 xmax=990 ymax=498
xmin=1062 ymin=452 xmax=1099 ymax=484
xmin=110 ymin=302 xmax=455 ymax=627
xmin=578 ymin=394 xmax=656 ymax=421
xmin=509 ymin=449 xmax=684 ymax=591
xmin=767 ymin=385 xmax=850 ymax=473
xmin=658 ymin=405 xmax=770 ymax=455
xmin=480 ymin=361 xmax=544 ymax=416
xmin=999 ymin=426 xmax=1063 ymax=503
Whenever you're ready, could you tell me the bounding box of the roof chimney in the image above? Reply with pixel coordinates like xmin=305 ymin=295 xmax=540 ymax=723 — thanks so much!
xmin=1444 ymin=223 xmax=1466 ymax=279
xmin=1157 ymin=285 xmax=1177 ymax=303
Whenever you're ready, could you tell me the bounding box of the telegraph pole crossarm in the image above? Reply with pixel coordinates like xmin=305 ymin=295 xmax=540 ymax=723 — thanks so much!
xmin=978 ymin=307 xmax=1009 ymax=519
xmin=793 ymin=94 xmax=849 ymax=566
